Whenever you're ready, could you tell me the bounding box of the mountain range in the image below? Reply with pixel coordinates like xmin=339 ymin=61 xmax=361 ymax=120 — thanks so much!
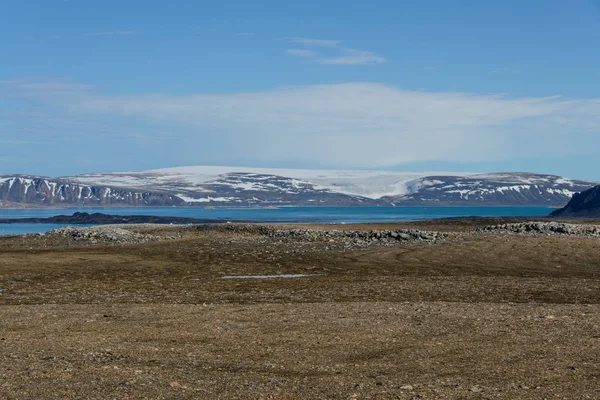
xmin=0 ymin=166 xmax=596 ymax=208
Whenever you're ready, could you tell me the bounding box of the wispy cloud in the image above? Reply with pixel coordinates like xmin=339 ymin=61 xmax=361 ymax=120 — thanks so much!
xmin=48 ymin=35 xmax=59 ymax=40
xmin=0 ymin=77 xmax=94 ymax=93
xmin=319 ymin=48 xmax=386 ymax=65
xmin=237 ymin=32 xmax=256 ymax=36
xmin=288 ymin=38 xmax=341 ymax=47
xmin=284 ymin=37 xmax=386 ymax=66
xmin=85 ymin=31 xmax=138 ymax=36
xmin=3 ymin=78 xmax=600 ymax=169
xmin=285 ymin=49 xmax=318 ymax=58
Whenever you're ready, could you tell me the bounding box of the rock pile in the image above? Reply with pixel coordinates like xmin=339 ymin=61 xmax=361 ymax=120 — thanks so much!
xmin=480 ymin=221 xmax=600 ymax=237
xmin=48 ymin=226 xmax=161 ymax=244
xmin=200 ymin=223 xmax=444 ymax=247
xmin=266 ymin=228 xmax=443 ymax=245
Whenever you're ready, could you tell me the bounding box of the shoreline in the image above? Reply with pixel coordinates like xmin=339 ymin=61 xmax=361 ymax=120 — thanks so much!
xmin=0 ymin=204 xmax=562 ymax=210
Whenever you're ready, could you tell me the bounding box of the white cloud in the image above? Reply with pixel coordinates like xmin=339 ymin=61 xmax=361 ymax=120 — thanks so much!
xmin=85 ymin=31 xmax=138 ymax=36
xmin=288 ymin=38 xmax=341 ymax=47
xmin=319 ymin=48 xmax=386 ymax=65
xmin=2 ymin=78 xmax=600 ymax=169
xmin=285 ymin=49 xmax=317 ymax=58
xmin=285 ymin=37 xmax=386 ymax=66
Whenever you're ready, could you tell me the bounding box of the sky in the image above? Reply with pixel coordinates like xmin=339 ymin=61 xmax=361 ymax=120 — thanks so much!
xmin=1 ymin=0 xmax=600 ymax=179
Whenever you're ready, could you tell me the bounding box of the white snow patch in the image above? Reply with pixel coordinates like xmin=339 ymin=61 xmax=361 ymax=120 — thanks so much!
xmin=221 ymin=274 xmax=323 ymax=279
xmin=176 ymin=194 xmax=239 ymax=203
xmin=555 ymin=178 xmax=575 ymax=186
xmin=495 ymin=185 xmax=532 ymax=193
xmin=546 ymin=188 xmax=576 ymax=196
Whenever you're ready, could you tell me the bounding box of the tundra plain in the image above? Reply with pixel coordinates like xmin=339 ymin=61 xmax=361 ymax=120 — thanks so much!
xmin=1 ymin=219 xmax=600 ymax=399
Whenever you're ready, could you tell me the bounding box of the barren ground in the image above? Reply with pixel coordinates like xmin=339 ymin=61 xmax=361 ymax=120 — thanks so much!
xmin=1 ymin=219 xmax=600 ymax=399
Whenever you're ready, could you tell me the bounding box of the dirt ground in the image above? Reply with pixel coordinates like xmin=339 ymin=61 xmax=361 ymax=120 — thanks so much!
xmin=1 ymin=219 xmax=600 ymax=399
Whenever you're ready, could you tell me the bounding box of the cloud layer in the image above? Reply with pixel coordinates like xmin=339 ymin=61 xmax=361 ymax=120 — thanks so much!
xmin=2 ymin=78 xmax=600 ymax=170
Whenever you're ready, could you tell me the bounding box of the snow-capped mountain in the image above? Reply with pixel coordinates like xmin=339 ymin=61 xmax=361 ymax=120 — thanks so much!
xmin=0 ymin=176 xmax=184 ymax=207
xmin=0 ymin=167 xmax=596 ymax=207
xmin=69 ymin=166 xmax=471 ymax=199
xmin=386 ymin=173 xmax=592 ymax=205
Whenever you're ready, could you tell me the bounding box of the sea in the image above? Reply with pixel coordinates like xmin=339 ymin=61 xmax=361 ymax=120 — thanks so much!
xmin=0 ymin=206 xmax=557 ymax=235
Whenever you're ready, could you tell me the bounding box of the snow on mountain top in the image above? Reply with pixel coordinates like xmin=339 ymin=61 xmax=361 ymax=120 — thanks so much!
xmin=70 ymin=166 xmax=477 ymax=199
xmin=469 ymin=172 xmax=584 ymax=186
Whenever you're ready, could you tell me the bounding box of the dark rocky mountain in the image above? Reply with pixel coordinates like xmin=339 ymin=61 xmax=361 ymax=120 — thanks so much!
xmin=0 ymin=176 xmax=184 ymax=207
xmin=550 ymin=185 xmax=600 ymax=218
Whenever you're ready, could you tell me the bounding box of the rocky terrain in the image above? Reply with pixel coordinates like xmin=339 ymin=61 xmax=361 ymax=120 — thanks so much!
xmin=21 ymin=219 xmax=600 ymax=248
xmin=2 ymin=219 xmax=600 ymax=398
xmin=21 ymin=223 xmax=445 ymax=250
xmin=480 ymin=221 xmax=600 ymax=237
xmin=550 ymin=185 xmax=600 ymax=218
xmin=47 ymin=225 xmax=179 ymax=244
xmin=1 ymin=167 xmax=596 ymax=207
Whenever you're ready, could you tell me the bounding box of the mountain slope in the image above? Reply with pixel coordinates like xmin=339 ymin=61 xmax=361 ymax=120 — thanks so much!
xmin=550 ymin=185 xmax=600 ymax=217
xmin=0 ymin=176 xmax=184 ymax=207
xmin=1 ymin=167 xmax=597 ymax=207
xmin=69 ymin=167 xmax=595 ymax=207
xmin=385 ymin=173 xmax=592 ymax=206
xmin=70 ymin=166 xmax=471 ymax=199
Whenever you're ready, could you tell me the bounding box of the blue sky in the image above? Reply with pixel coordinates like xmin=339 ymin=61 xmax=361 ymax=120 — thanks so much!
xmin=1 ymin=0 xmax=600 ymax=179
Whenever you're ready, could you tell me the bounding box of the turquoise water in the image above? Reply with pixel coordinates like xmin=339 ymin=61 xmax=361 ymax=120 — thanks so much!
xmin=0 ymin=206 xmax=556 ymax=235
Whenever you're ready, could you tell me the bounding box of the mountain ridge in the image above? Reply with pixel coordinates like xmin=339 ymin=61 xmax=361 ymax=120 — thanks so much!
xmin=1 ymin=167 xmax=597 ymax=208
xmin=550 ymin=185 xmax=600 ymax=218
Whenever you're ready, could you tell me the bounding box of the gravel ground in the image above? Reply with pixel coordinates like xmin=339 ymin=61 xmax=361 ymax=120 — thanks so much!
xmin=1 ymin=219 xmax=600 ymax=399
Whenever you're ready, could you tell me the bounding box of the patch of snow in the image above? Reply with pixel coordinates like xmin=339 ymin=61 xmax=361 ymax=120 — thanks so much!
xmin=546 ymin=188 xmax=576 ymax=196
xmin=176 ymin=194 xmax=239 ymax=203
xmin=221 ymin=274 xmax=323 ymax=279
xmin=555 ymin=178 xmax=575 ymax=186
xmin=495 ymin=185 xmax=532 ymax=193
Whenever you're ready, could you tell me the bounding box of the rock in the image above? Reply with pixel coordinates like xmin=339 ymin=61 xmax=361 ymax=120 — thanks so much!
xmin=480 ymin=222 xmax=600 ymax=238
xmin=398 ymin=233 xmax=412 ymax=240
xmin=48 ymin=226 xmax=162 ymax=244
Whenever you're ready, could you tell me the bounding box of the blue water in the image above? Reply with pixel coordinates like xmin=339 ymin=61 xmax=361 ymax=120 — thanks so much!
xmin=0 ymin=206 xmax=556 ymax=235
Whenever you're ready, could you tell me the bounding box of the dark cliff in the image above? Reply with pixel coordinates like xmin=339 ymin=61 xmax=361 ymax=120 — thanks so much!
xmin=550 ymin=185 xmax=600 ymax=218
